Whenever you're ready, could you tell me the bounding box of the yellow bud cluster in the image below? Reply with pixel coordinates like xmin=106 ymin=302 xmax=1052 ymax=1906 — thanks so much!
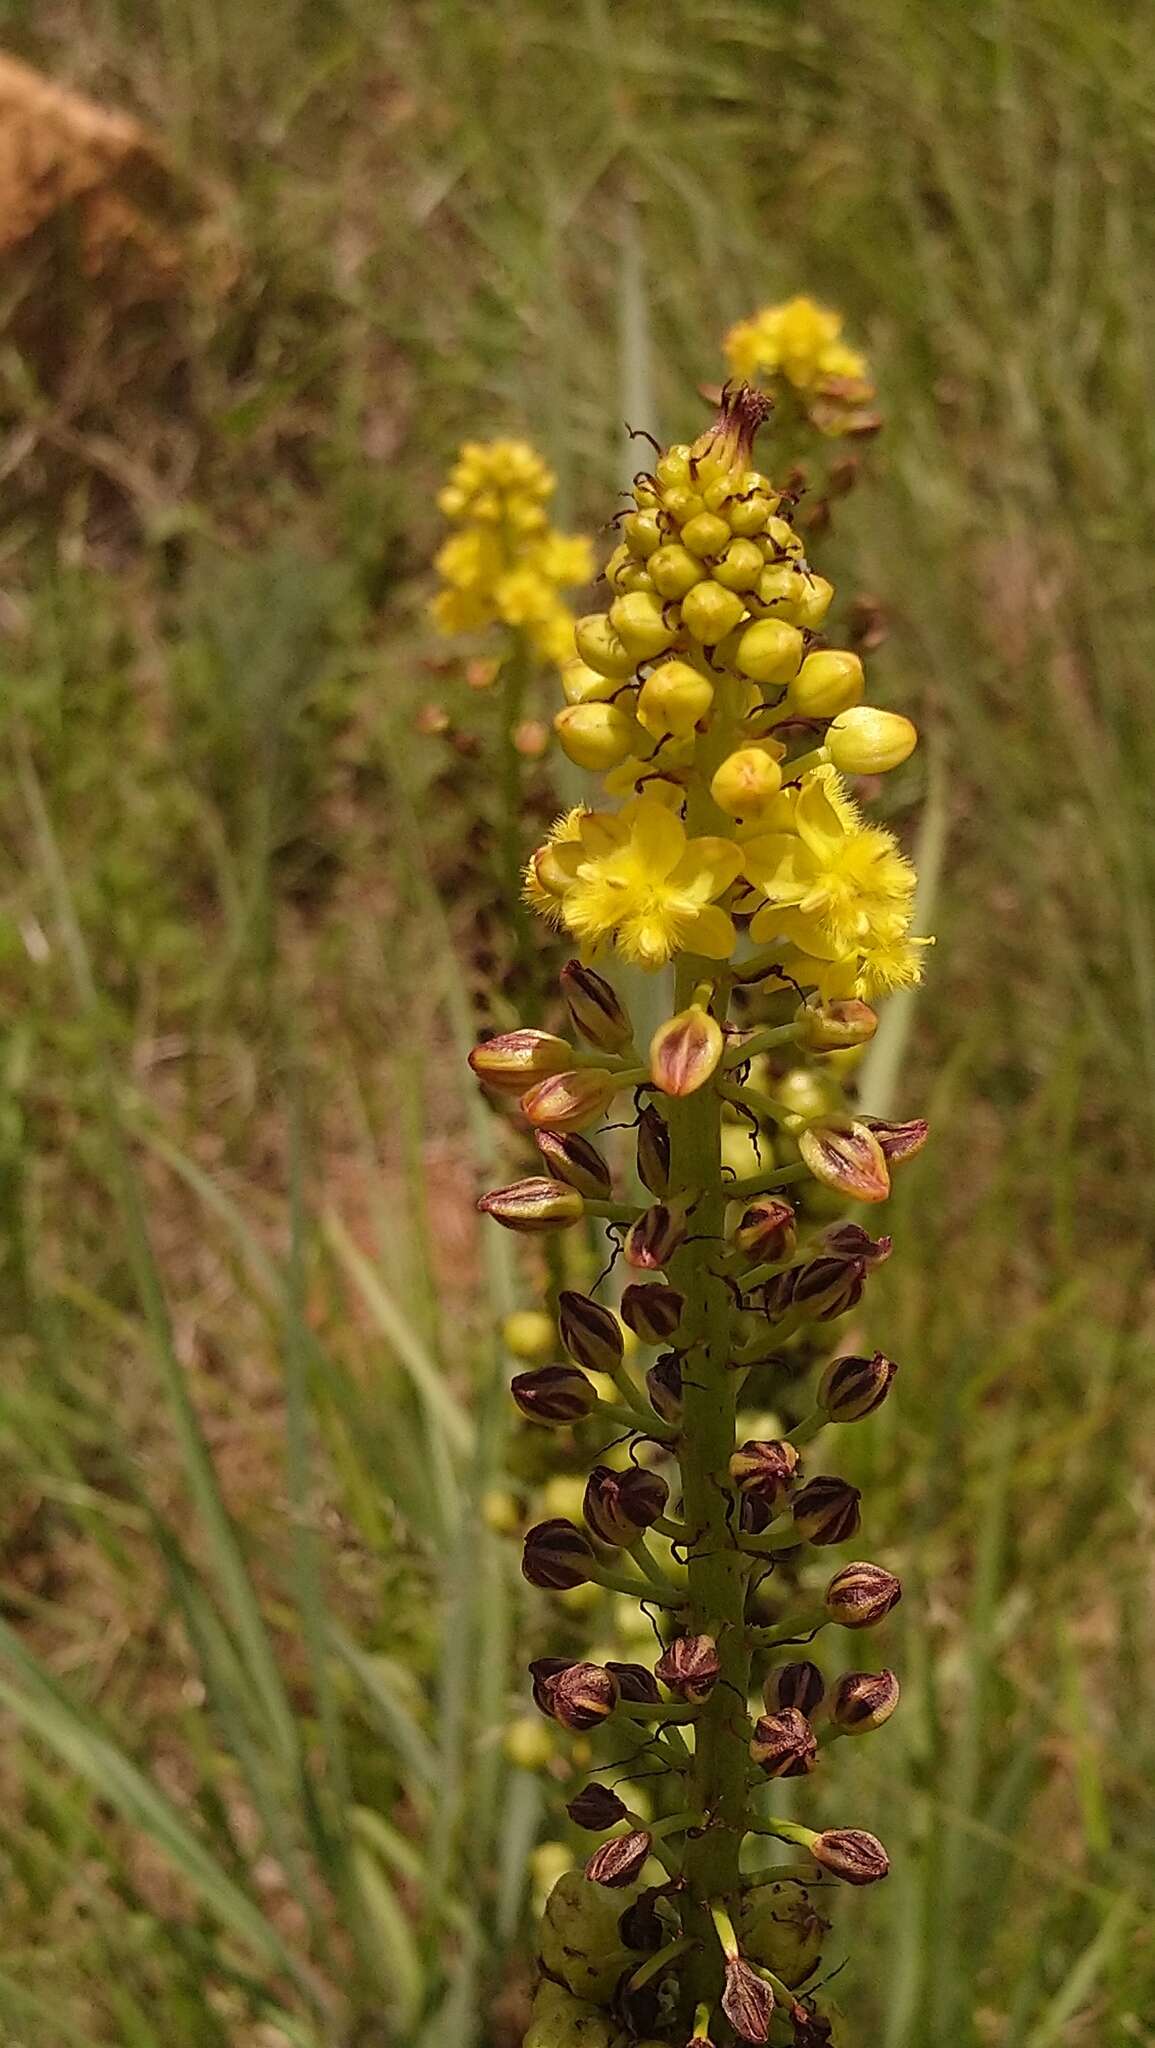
xmin=432 ymin=437 xmax=593 ymax=665
xmin=723 ymin=295 xmax=879 ymax=438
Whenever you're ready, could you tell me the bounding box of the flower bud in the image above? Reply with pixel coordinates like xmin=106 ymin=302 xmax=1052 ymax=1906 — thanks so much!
xmin=583 ymin=1463 xmax=668 ymax=1548
xmin=792 ymin=573 xmax=834 ymax=630
xmin=710 ymin=746 xmax=784 ymax=821
xmin=624 ymin=1200 xmax=687 ymax=1272
xmin=826 ymin=705 xmax=917 ymax=774
xmin=680 ymin=509 xmax=732 ymax=558
xmin=809 ymin=1828 xmax=889 ymax=1885
xmin=646 ymin=1351 xmax=684 ymax=1424
xmin=609 ymin=591 xmax=677 ymax=661
xmin=722 ymin=1957 xmax=775 ymax=2044
xmin=522 ymin=1068 xmax=620 ymax=1135
xmin=713 ymin=537 xmax=766 ymax=592
xmin=771 ymin=1661 xmax=825 ymax=1717
xmin=794 ymin=998 xmax=878 ymax=1052
xmin=535 ymin=1129 xmax=613 ymax=1198
xmin=761 ymin=1254 xmax=867 ymax=1323
xmin=560 ymin=655 xmax=619 ymax=706
xmin=817 ymin=1350 xmax=897 ymax=1422
xmin=469 ymin=1029 xmax=573 ymax=1095
xmin=635 ymin=1104 xmax=671 ymax=1196
xmin=567 ymin=1783 xmax=629 ymax=1831
xmin=860 ymin=1115 xmax=929 ymax=1166
xmin=636 ymin=658 xmax=714 ymax=739
xmin=522 ymin=1519 xmax=596 ymax=1590
xmin=585 ymin=1829 xmax=652 ymax=1889
xmin=732 ymin=1198 xmax=797 ymax=1263
xmin=682 ymin=578 xmax=747 ymax=646
xmin=735 ymin=617 xmax=805 ymax=685
xmin=511 ymin=1365 xmax=599 ymax=1426
xmin=529 ymin=1655 xmax=571 ymax=1714
xmin=621 ymin=1282 xmax=684 ymax=1344
xmin=554 ymin=701 xmax=637 ymax=771
xmin=798 ymin=1118 xmax=890 ymax=1204
xmin=729 ymin=1438 xmax=799 ymax=1512
xmin=478 ymin=1178 xmax=585 ymax=1233
xmin=750 ymin=1707 xmax=818 ymax=1779
xmin=786 ymin=650 xmax=864 ymax=719
xmin=655 ymin=1632 xmax=720 ymax=1702
xmin=605 ymin=1660 xmax=660 ymax=1704
xmin=574 ymin=611 xmax=638 ymax=680
xmin=791 ymin=1475 xmax=862 ymax=1546
xmin=560 ymin=960 xmax=633 ymax=1053
xmin=649 ymin=542 xmax=706 ymax=601
xmin=739 ymin=1883 xmax=828 ymax=1987
xmin=502 ymin=1309 xmax=555 ymax=1362
xmin=550 ymin=1661 xmax=621 ymax=1732
xmin=830 ymin=1668 xmax=900 ymax=1734
xmin=822 ymin=1221 xmax=892 ymax=1264
xmin=650 ymin=1004 xmax=724 ymax=1097
xmin=824 ymin=1561 xmax=902 ymax=1629
xmin=558 ymin=1290 xmax=624 ymax=1376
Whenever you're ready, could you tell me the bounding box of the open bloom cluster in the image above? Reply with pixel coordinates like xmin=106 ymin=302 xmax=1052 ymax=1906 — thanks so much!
xmin=431 ymin=437 xmax=593 ymax=664
xmin=526 ymin=386 xmax=926 ymax=996
xmin=724 ymin=296 xmax=877 ymax=437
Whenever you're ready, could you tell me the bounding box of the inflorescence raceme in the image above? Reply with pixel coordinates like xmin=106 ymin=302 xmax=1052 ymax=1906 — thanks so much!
xmin=471 ymin=384 xmax=928 ymax=2048
xmin=431 ymin=436 xmax=594 ymax=666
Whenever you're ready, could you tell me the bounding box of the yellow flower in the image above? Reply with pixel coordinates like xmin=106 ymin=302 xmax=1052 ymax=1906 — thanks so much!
xmin=538 ymin=797 xmax=744 ymax=969
xmin=431 ymin=438 xmax=591 ymax=656
xmin=524 ymin=807 xmax=589 ymax=927
xmin=724 ymin=295 xmax=868 ymax=394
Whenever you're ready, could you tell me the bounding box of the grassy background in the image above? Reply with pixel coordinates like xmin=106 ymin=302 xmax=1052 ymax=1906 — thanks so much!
xmin=1 ymin=0 xmax=1154 ymax=2042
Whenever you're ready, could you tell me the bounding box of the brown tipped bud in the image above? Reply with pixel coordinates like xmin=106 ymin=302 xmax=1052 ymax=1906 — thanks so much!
xmin=550 ymin=1661 xmax=620 ymax=1731
xmin=535 ymin=1128 xmax=613 ymax=1199
xmin=636 ymin=1103 xmax=672 ymax=1196
xmin=750 ymin=1707 xmax=818 ymax=1779
xmin=646 ymin=1351 xmax=684 ymax=1424
xmin=655 ymin=1633 xmax=720 ymax=1703
xmin=764 ymin=1255 xmax=866 ymax=1323
xmin=830 ymin=1667 xmax=900 ymax=1733
xmin=469 ymin=1029 xmax=573 ymax=1095
xmin=584 ymin=1829 xmax=652 ymax=1889
xmin=817 ymin=1350 xmax=897 ymax=1422
xmin=794 ymin=998 xmax=878 ymax=1052
xmin=772 ymin=1661 xmax=825 ymax=1717
xmin=478 ymin=1177 xmax=584 ymax=1234
xmin=693 ymin=381 xmax=774 ymax=475
xmin=729 ymin=1438 xmax=800 ymax=1512
xmin=511 ymin=1364 xmax=598 ymax=1426
xmin=621 ymin=1282 xmax=684 ymax=1344
xmin=567 ymin=1783 xmax=629 ymax=1831
xmin=798 ymin=1118 xmax=890 ymax=1204
xmin=809 ymin=1828 xmax=889 ymax=1885
xmin=560 ymin=959 xmax=633 ymax=1053
xmin=649 ymin=1004 xmax=724 ymax=1098
xmin=583 ymin=1464 xmax=668 ymax=1548
xmin=791 ymin=1475 xmax=862 ymax=1547
xmin=528 ymin=1655 xmax=570 ymax=1715
xmin=605 ymin=1661 xmax=660 ymax=1704
xmin=733 ymin=1197 xmax=797 ymax=1263
xmin=521 ymin=1068 xmax=619 ymax=1135
xmin=558 ymin=1289 xmax=625 ymax=1376
xmin=860 ymin=1116 xmax=930 ymax=1166
xmin=822 ymin=1222 xmax=892 ymax=1266
xmin=522 ymin=1518 xmax=596 ymax=1590
xmin=824 ymin=1561 xmax=902 ymax=1629
xmin=722 ymin=1955 xmax=775 ymax=2043
xmin=624 ymin=1200 xmax=687 ymax=1272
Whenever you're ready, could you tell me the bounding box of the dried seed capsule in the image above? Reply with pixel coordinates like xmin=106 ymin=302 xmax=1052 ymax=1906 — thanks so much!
xmin=554 ymin=702 xmax=637 ymax=770
xmin=798 ymin=1118 xmax=891 ymax=1204
xmin=826 ymin=705 xmax=917 ymax=774
xmin=618 ymin=1888 xmax=666 ymax=1952
xmin=550 ymin=1662 xmax=620 ymax=1731
xmin=794 ymin=997 xmax=878 ymax=1052
xmin=583 ymin=1464 xmax=668 ymax=1547
xmin=809 ymin=1828 xmax=889 ymax=1885
xmin=469 ymin=1029 xmax=574 ymax=1095
xmin=722 ymin=1957 xmax=775 ymax=2043
xmin=620 ymin=1282 xmax=684 ymax=1344
xmin=646 ymin=1351 xmax=684 ymax=1424
xmin=604 ymin=1661 xmax=661 ymax=1704
xmin=732 ymin=1198 xmax=797 ymax=1263
xmin=729 ymin=1439 xmax=800 ymax=1512
xmin=585 ymin=1829 xmax=652 ymax=1889
xmin=786 ymin=649 xmax=864 ymax=719
xmin=522 ymin=1519 xmax=596 ymax=1590
xmin=558 ymin=1290 xmax=625 ymax=1376
xmin=821 ymin=1222 xmax=892 ymax=1265
xmin=860 ymin=1115 xmax=930 ymax=1165
xmin=749 ymin=1707 xmax=819 ymax=1778
xmin=521 ymin=1067 xmax=620 ymax=1134
xmin=567 ymin=1783 xmax=629 ymax=1831
xmin=735 ymin=617 xmax=805 ymax=685
xmin=654 ymin=1632 xmax=720 ymax=1702
xmin=824 ymin=1561 xmax=902 ymax=1629
xmin=511 ymin=1365 xmax=599 ymax=1426
xmin=817 ymin=1350 xmax=897 ymax=1422
xmin=650 ymin=1004 xmax=724 ymax=1097
xmin=560 ymin=960 xmax=633 ymax=1053
xmin=830 ymin=1668 xmax=900 ymax=1734
xmin=771 ymin=1661 xmax=825 ymax=1717
xmin=624 ymin=1200 xmax=687 ymax=1271
xmin=478 ymin=1178 xmax=585 ymax=1233
xmin=535 ymin=1129 xmax=613 ymax=1199
xmin=635 ymin=1104 xmax=671 ymax=1196
xmin=791 ymin=1475 xmax=863 ymax=1546
xmin=636 ymin=658 xmax=715 ymax=739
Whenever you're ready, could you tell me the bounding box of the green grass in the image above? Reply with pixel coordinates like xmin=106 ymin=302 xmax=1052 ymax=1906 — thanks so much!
xmin=0 ymin=0 xmax=1154 ymax=2041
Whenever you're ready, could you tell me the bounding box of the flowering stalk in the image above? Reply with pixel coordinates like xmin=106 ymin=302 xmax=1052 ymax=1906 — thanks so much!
xmin=474 ymin=385 xmax=927 ymax=2047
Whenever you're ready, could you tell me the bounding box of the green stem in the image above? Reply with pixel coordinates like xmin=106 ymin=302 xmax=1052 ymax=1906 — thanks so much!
xmin=721 ymin=1021 xmax=801 ymax=1069
xmin=498 ymin=633 xmax=534 ymax=988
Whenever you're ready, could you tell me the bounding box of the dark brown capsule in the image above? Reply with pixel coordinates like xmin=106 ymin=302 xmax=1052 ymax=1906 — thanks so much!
xmin=521 ymin=1518 xmax=596 ymax=1590
xmin=584 ymin=1464 xmax=669 ymax=1548
xmin=621 ymin=1281 xmax=684 ymax=1344
xmin=654 ymin=1632 xmax=720 ymax=1703
xmin=605 ymin=1660 xmax=661 ymax=1704
xmin=791 ymin=1475 xmax=862 ymax=1546
xmin=771 ymin=1660 xmax=825 ymax=1717
xmin=567 ymin=1782 xmax=629 ymax=1830
xmin=646 ymin=1351 xmax=684 ymax=1425
xmin=510 ymin=1364 xmax=598 ymax=1425
xmin=585 ymin=1829 xmax=652 ymax=1888
xmin=750 ymin=1707 xmax=818 ymax=1779
xmin=635 ymin=1103 xmax=672 ymax=1196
